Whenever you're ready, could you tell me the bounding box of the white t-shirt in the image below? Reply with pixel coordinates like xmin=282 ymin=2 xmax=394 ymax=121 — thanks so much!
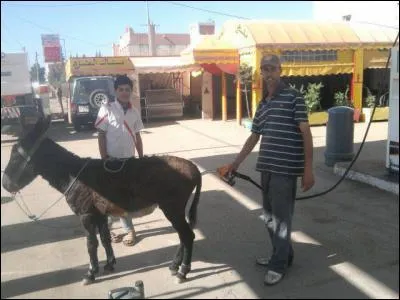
xmin=95 ymin=100 xmax=144 ymax=159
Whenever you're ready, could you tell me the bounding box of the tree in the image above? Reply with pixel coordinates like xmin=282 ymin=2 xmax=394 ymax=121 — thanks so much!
xmin=236 ymin=63 xmax=253 ymax=119
xmin=30 ymin=63 xmax=46 ymax=83
xmin=47 ymin=62 xmax=66 ymax=88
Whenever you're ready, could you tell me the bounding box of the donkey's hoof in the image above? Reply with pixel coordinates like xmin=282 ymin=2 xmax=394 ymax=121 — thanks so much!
xmin=104 ymin=258 xmax=116 ymax=274
xmin=104 ymin=263 xmax=115 ymax=273
xmin=175 ymin=273 xmax=187 ymax=284
xmin=82 ymin=274 xmax=95 ymax=286
xmin=169 ymin=265 xmax=179 ymax=276
xmin=104 ymin=264 xmax=115 ymax=274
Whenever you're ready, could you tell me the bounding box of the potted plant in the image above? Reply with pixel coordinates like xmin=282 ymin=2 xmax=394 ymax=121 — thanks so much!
xmin=363 ymin=94 xmax=376 ymax=122
xmin=374 ymin=92 xmax=390 ymax=121
xmin=333 ymin=86 xmax=359 ymax=121
xmin=289 ymin=82 xmax=327 ymax=125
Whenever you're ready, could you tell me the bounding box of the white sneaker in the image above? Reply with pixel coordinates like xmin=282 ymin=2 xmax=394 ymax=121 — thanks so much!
xmin=264 ymin=270 xmax=284 ymax=285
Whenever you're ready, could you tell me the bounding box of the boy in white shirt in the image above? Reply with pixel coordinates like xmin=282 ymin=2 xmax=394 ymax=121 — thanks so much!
xmin=95 ymin=75 xmax=144 ymax=246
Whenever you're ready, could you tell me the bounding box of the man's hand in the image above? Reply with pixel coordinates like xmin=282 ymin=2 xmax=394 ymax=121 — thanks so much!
xmin=217 ymin=133 xmax=260 ymax=178
xmin=217 ymin=162 xmax=239 ymax=178
xmin=302 ymin=169 xmax=315 ymax=192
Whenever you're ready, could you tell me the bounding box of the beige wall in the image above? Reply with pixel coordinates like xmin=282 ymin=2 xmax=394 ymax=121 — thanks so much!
xmin=202 ymin=72 xmax=213 ymax=120
xmin=127 ymin=71 xmax=141 ymax=113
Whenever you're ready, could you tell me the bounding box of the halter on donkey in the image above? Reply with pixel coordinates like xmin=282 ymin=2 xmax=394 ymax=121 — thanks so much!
xmin=2 ymin=116 xmax=202 ymax=285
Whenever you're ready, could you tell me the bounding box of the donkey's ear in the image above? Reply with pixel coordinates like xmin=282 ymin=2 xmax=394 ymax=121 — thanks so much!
xmin=39 ymin=115 xmax=51 ymax=136
xmin=32 ymin=115 xmax=51 ymax=137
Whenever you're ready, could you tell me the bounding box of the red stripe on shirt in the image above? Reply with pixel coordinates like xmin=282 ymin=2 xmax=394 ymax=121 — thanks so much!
xmin=95 ymin=115 xmax=107 ymax=127
xmin=124 ymin=120 xmax=135 ymax=142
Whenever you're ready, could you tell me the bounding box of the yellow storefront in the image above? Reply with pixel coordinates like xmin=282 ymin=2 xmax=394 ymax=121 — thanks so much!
xmin=181 ymin=36 xmax=239 ymax=121
xmin=213 ymin=20 xmax=396 ymax=123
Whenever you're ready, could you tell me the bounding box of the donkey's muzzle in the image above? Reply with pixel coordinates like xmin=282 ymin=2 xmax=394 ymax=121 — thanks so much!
xmin=2 ymin=173 xmax=19 ymax=193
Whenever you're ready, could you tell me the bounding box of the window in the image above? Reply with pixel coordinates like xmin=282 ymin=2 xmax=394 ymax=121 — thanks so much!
xmin=280 ymin=50 xmax=338 ymax=63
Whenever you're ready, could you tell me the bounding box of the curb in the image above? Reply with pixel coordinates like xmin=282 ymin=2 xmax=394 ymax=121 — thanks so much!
xmin=334 ymin=164 xmax=399 ymax=196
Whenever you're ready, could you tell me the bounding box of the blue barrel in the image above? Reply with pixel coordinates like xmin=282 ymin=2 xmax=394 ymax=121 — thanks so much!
xmin=324 ymin=106 xmax=355 ymax=167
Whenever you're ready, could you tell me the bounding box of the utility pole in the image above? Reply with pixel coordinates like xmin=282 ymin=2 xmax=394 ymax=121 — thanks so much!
xmin=146 ymin=0 xmax=156 ymax=56
xmin=35 ymin=51 xmax=40 ymax=83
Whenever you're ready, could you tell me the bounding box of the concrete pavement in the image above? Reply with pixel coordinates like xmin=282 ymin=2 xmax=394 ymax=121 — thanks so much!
xmin=1 ymin=119 xmax=398 ymax=299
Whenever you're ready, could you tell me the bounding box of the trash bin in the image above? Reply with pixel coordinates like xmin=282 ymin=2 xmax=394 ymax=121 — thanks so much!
xmin=325 ymin=106 xmax=355 ymax=167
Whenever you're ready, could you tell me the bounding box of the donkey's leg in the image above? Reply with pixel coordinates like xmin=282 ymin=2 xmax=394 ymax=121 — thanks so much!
xmin=175 ymin=221 xmax=195 ymax=283
xmin=169 ymin=244 xmax=184 ymax=276
xmin=97 ymin=214 xmax=116 ymax=273
xmin=80 ymin=213 xmax=99 ymax=285
xmin=163 ymin=209 xmax=195 ymax=283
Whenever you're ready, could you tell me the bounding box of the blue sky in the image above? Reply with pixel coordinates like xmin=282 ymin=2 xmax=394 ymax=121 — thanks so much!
xmin=1 ymin=1 xmax=314 ymax=67
xmin=2 ymin=1 xmax=397 ymax=68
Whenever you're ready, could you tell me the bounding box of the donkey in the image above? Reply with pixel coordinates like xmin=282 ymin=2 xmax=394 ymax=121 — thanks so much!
xmin=2 ymin=117 xmax=202 ymax=284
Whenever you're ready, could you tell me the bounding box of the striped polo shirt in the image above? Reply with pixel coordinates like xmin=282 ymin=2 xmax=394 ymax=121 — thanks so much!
xmin=251 ymin=82 xmax=308 ymax=176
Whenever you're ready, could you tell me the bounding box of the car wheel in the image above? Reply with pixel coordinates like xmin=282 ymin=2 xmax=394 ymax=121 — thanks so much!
xmin=89 ymin=90 xmax=109 ymax=108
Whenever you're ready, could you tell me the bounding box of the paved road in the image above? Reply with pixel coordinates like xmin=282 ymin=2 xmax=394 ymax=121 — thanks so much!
xmin=1 ymin=119 xmax=398 ymax=299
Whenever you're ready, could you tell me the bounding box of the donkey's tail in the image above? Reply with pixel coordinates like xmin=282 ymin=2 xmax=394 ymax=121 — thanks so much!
xmin=188 ymin=169 xmax=202 ymax=229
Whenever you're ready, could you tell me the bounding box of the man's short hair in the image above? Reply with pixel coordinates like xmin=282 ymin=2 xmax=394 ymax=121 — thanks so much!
xmin=114 ymin=75 xmax=133 ymax=90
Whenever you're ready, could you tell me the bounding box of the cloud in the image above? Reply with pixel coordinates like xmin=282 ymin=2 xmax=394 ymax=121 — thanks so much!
xmin=312 ymin=1 xmax=399 ymax=27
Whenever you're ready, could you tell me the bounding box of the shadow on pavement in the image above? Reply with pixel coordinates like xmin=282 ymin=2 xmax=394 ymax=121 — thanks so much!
xmin=1 ymin=137 xmax=398 ymax=298
xmin=1 ymin=188 xmax=398 ymax=298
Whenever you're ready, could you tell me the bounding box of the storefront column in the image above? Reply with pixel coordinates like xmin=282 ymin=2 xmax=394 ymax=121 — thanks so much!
xmin=251 ymin=48 xmax=262 ymax=117
xmin=352 ymin=48 xmax=364 ymax=115
xmin=222 ymin=71 xmax=227 ymax=121
xmin=236 ymin=77 xmax=242 ymax=124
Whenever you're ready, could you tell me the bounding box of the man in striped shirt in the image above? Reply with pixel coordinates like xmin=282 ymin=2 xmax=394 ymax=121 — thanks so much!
xmin=223 ymin=54 xmax=315 ymax=285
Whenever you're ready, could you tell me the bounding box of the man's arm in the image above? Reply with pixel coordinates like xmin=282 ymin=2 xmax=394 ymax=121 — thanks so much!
xmin=299 ymin=122 xmax=314 ymax=191
xmin=135 ymin=133 xmax=143 ymax=158
xmin=98 ymin=130 xmax=108 ymax=159
xmin=230 ymin=133 xmax=260 ymax=171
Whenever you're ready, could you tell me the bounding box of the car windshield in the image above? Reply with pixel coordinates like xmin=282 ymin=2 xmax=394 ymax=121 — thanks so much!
xmin=72 ymin=78 xmax=115 ymax=104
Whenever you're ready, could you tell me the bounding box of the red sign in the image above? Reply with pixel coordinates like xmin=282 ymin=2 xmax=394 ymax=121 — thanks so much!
xmin=43 ymin=46 xmax=61 ymax=63
xmin=41 ymin=34 xmax=60 ymax=47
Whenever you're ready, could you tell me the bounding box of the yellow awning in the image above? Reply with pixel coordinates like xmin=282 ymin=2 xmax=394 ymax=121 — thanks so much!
xmin=181 ymin=36 xmax=239 ymax=65
xmin=281 ymin=63 xmax=354 ymax=77
xmin=219 ymin=20 xmax=396 ymax=49
xmin=231 ymin=21 xmax=362 ymax=48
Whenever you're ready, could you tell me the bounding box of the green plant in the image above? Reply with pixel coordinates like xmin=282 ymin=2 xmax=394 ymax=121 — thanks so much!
xmin=334 ymin=86 xmax=352 ymax=107
xmin=365 ymin=94 xmax=376 ymax=108
xmin=289 ymin=83 xmax=306 ymax=96
xmin=304 ymin=82 xmax=324 ymax=113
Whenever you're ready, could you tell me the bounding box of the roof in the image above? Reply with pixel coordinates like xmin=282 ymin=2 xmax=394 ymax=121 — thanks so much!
xmin=348 ymin=23 xmax=398 ymax=45
xmin=129 ymin=33 xmax=190 ymax=46
xmin=247 ymin=21 xmax=361 ymax=46
xmin=220 ymin=20 xmax=398 ymax=48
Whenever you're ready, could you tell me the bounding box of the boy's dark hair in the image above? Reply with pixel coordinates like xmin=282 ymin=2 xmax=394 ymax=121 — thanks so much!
xmin=114 ymin=75 xmax=133 ymax=90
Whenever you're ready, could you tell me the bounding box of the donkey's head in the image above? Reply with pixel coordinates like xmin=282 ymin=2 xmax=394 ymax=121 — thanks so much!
xmin=2 ymin=116 xmax=51 ymax=193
